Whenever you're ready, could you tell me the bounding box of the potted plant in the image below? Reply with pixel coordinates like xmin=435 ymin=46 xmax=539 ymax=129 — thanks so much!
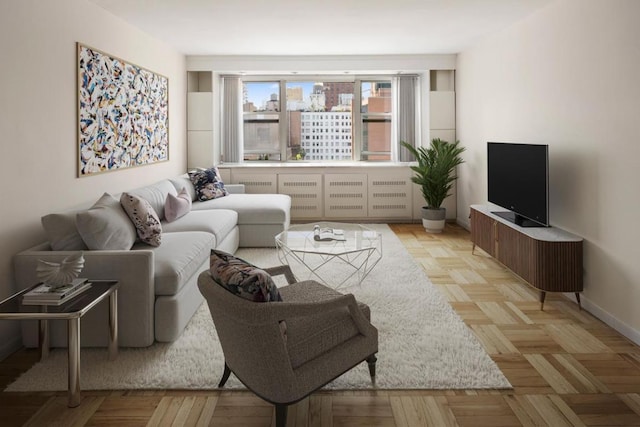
xmin=401 ymin=138 xmax=465 ymax=233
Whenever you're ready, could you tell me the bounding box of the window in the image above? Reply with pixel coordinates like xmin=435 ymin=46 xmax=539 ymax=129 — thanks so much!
xmin=239 ymin=76 xmax=401 ymax=162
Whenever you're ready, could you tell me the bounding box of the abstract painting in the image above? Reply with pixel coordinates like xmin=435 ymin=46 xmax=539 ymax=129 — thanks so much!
xmin=77 ymin=43 xmax=168 ymax=176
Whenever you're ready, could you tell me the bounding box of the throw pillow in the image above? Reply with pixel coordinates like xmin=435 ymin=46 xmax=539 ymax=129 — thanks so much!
xmin=76 ymin=193 xmax=137 ymax=250
xmin=188 ymin=167 xmax=229 ymax=202
xmin=164 ymin=187 xmax=192 ymax=222
xmin=209 ymin=250 xmax=282 ymax=302
xmin=120 ymin=193 xmax=162 ymax=247
xmin=41 ymin=211 xmax=88 ymax=251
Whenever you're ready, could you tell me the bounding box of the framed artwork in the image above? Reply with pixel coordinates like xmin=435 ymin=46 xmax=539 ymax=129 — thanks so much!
xmin=77 ymin=43 xmax=169 ymax=176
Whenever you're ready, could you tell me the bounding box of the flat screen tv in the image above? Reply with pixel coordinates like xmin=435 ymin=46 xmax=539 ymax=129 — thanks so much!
xmin=487 ymin=142 xmax=549 ymax=227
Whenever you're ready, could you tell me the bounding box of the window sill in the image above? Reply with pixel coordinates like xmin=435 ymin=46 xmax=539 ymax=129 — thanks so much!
xmin=219 ymin=161 xmax=413 ymax=168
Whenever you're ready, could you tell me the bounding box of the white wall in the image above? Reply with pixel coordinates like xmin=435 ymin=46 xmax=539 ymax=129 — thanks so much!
xmin=456 ymin=0 xmax=640 ymax=342
xmin=0 ymin=0 xmax=186 ymax=358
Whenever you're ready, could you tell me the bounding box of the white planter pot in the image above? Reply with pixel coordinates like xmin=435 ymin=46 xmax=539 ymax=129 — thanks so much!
xmin=421 ymin=207 xmax=446 ymax=233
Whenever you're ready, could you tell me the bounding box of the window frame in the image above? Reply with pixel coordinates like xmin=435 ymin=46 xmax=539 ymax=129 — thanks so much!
xmin=240 ymin=75 xmax=395 ymax=162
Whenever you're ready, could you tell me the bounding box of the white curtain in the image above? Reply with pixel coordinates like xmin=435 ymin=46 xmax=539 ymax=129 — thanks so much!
xmin=392 ymin=75 xmax=420 ymax=162
xmin=221 ymin=76 xmax=243 ymax=163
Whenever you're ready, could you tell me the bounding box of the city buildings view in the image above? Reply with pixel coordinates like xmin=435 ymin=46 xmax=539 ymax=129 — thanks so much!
xmin=242 ymin=81 xmax=391 ymax=161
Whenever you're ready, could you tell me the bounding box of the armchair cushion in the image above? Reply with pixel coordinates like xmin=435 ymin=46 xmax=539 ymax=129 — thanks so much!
xmin=209 ymin=250 xmax=282 ymax=302
xmin=279 ymin=280 xmax=371 ymax=369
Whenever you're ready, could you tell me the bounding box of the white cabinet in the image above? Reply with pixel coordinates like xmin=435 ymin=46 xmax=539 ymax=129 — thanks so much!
xmin=368 ymin=171 xmax=412 ymax=219
xmin=187 ymin=131 xmax=214 ymax=169
xmin=232 ymin=172 xmax=278 ymax=194
xmin=278 ymin=174 xmax=323 ymax=219
xmin=187 ymin=71 xmax=214 ymax=170
xmin=324 ymin=174 xmax=368 ymax=219
xmin=187 ymin=93 xmax=213 ymax=131
xmin=221 ymin=165 xmax=455 ymax=222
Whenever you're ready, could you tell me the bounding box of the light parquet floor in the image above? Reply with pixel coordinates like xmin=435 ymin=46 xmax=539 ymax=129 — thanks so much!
xmin=2 ymin=223 xmax=640 ymax=426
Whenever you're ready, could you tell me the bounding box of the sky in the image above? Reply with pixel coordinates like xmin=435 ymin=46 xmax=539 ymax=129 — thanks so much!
xmin=244 ymin=81 xmax=373 ymax=109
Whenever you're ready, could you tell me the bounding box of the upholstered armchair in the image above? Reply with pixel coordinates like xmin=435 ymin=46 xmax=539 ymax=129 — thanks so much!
xmin=197 ymin=264 xmax=378 ymax=427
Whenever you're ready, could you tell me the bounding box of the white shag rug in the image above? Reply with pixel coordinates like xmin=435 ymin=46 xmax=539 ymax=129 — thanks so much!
xmin=5 ymin=224 xmax=511 ymax=392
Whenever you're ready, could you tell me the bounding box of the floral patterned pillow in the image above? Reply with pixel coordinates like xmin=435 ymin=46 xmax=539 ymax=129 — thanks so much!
xmin=120 ymin=193 xmax=162 ymax=247
xmin=209 ymin=250 xmax=282 ymax=302
xmin=188 ymin=167 xmax=229 ymax=202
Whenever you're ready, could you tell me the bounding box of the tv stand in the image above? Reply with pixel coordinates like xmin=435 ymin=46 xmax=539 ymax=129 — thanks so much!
xmin=471 ymin=205 xmax=583 ymax=310
xmin=491 ymin=211 xmax=545 ymax=228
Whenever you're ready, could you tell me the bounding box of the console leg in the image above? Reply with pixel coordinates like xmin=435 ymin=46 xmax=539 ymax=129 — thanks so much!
xmin=575 ymin=293 xmax=582 ymax=310
xmin=539 ymin=291 xmax=546 ymax=311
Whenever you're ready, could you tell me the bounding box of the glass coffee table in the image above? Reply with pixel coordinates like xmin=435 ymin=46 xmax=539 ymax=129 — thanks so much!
xmin=275 ymin=222 xmax=382 ymax=289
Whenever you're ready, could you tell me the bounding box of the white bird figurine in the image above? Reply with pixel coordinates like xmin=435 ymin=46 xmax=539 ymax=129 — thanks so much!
xmin=36 ymin=252 xmax=85 ymax=288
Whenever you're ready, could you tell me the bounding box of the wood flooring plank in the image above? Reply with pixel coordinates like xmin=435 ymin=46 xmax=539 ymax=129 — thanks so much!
xmin=524 ymin=354 xmax=579 ymax=394
xmin=545 ymin=324 xmax=612 ymax=354
xmin=471 ymin=325 xmax=519 ymax=355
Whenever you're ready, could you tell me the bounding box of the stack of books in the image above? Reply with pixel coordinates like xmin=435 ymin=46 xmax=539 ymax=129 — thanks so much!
xmin=22 ymin=278 xmax=91 ymax=306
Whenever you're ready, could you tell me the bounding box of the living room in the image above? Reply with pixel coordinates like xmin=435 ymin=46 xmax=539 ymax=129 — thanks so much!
xmin=2 ymin=0 xmax=640 ymax=425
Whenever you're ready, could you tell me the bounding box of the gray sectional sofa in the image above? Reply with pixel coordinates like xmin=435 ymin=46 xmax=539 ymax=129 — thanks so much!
xmin=13 ymin=173 xmax=291 ymax=348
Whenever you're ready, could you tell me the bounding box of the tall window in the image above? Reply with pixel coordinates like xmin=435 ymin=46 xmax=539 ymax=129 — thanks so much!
xmin=242 ymin=82 xmax=281 ymax=161
xmin=239 ymin=76 xmax=400 ymax=162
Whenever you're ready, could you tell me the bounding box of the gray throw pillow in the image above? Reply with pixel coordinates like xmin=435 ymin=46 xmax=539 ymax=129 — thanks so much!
xmin=120 ymin=192 xmax=162 ymax=247
xmin=76 ymin=193 xmax=136 ymax=250
xmin=41 ymin=211 xmax=88 ymax=251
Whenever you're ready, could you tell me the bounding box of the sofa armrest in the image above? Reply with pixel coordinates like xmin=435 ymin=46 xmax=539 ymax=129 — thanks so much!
xmin=13 ymin=248 xmax=156 ymax=347
xmin=225 ymin=184 xmax=245 ymax=194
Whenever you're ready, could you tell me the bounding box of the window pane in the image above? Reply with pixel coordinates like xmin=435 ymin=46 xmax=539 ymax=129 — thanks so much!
xmin=286 ymin=81 xmax=354 ymax=161
xmin=361 ymin=81 xmax=391 ymax=114
xmin=243 ymin=81 xmax=280 ymax=160
xmin=243 ymin=114 xmax=280 ymax=161
xmin=362 ymin=116 xmax=391 ymax=161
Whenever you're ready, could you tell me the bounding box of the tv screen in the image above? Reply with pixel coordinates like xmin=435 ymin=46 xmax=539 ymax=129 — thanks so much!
xmin=487 ymin=142 xmax=549 ymax=227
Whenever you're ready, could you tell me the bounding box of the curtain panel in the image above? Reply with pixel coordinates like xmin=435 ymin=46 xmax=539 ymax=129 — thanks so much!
xmin=221 ymin=76 xmax=243 ymax=163
xmin=392 ymin=75 xmax=419 ymax=162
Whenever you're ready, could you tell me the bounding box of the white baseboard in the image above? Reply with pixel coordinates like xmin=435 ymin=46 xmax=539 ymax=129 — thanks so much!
xmin=563 ymin=293 xmax=640 ymax=346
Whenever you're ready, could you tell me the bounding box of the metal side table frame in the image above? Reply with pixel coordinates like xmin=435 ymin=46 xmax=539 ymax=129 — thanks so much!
xmin=0 ymin=280 xmax=119 ymax=407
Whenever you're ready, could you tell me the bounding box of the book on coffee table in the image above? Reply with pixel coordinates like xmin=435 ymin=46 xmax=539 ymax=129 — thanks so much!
xmin=313 ymin=225 xmax=346 ymax=241
xmin=22 ymin=278 xmax=91 ymax=305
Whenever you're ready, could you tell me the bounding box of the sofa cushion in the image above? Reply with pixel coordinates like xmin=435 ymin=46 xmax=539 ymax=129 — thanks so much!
xmin=41 ymin=211 xmax=88 ymax=251
xmin=121 ymin=193 xmax=162 ymax=247
xmin=164 ymin=187 xmax=192 ymax=222
xmin=127 ymin=180 xmax=176 ymax=222
xmin=162 ymin=209 xmax=237 ymax=248
xmin=188 ymin=167 xmax=229 ymax=201
xmin=144 ymin=231 xmax=214 ymax=296
xmin=76 ymin=193 xmax=136 ymax=250
xmin=209 ymin=250 xmax=282 ymax=302
xmin=191 ymin=194 xmax=290 ymax=226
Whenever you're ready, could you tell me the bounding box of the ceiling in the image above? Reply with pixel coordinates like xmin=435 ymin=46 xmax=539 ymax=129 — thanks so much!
xmin=89 ymin=0 xmax=554 ymax=56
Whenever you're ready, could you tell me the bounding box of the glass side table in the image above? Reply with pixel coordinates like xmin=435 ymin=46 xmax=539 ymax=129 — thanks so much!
xmin=0 ymin=280 xmax=119 ymax=407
